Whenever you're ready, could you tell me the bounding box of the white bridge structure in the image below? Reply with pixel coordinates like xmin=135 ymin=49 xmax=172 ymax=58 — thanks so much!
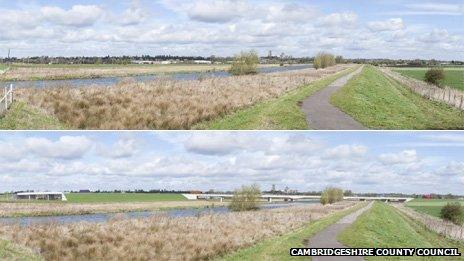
xmin=182 ymin=194 xmax=413 ymax=203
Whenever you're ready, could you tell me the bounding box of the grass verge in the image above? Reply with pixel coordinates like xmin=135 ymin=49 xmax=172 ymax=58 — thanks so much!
xmin=0 ymin=102 xmax=66 ymax=130
xmin=393 ymin=68 xmax=464 ymax=91
xmin=406 ymin=199 xmax=464 ymax=220
xmin=338 ymin=202 xmax=464 ymax=260
xmin=195 ymin=66 xmax=359 ymax=130
xmin=0 ymin=239 xmax=41 ymax=261
xmin=219 ymin=202 xmax=366 ymax=261
xmin=65 ymin=193 xmax=187 ymax=203
xmin=331 ymin=66 xmax=464 ymax=129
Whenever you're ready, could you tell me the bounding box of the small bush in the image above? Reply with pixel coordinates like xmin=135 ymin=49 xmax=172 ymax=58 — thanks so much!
xmin=229 ymin=184 xmax=261 ymax=211
xmin=424 ymin=68 xmax=445 ymax=86
xmin=314 ymin=52 xmax=336 ymax=69
xmin=320 ymin=187 xmax=344 ymax=205
xmin=229 ymin=51 xmax=259 ymax=76
xmin=440 ymin=203 xmax=463 ymax=225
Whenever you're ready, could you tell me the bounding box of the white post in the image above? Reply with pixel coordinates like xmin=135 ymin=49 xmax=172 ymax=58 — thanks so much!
xmin=9 ymin=84 xmax=12 ymax=105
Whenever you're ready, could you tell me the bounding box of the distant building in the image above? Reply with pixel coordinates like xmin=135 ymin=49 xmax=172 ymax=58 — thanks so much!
xmin=15 ymin=192 xmax=67 ymax=201
xmin=79 ymin=190 xmax=91 ymax=193
xmin=193 ymin=60 xmax=212 ymax=64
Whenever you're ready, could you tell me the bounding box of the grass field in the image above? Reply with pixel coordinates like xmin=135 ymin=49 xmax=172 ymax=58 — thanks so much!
xmin=0 ymin=102 xmax=66 ymax=130
xmin=0 ymin=64 xmax=8 ymax=71
xmin=195 ymin=65 xmax=358 ymax=130
xmin=393 ymin=67 xmax=464 ymax=91
xmin=0 ymin=240 xmax=41 ymax=261
xmin=331 ymin=66 xmax=464 ymax=130
xmin=338 ymin=202 xmax=464 ymax=260
xmin=220 ymin=202 xmax=365 ymax=261
xmin=65 ymin=193 xmax=187 ymax=203
xmin=406 ymin=199 xmax=464 ymax=220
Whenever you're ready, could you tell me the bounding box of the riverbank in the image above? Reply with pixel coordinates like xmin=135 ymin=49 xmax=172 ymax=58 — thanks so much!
xmin=0 ymin=63 xmax=231 ymax=81
xmin=0 ymin=202 xmax=355 ymax=260
xmin=338 ymin=202 xmax=464 ymax=260
xmin=0 ymin=201 xmax=226 ymax=218
xmin=195 ymin=65 xmax=359 ymax=130
xmin=14 ymin=64 xmax=351 ymax=130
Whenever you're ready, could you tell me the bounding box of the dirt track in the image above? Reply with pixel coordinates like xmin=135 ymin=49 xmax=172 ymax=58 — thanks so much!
xmin=306 ymin=202 xmax=373 ymax=261
xmin=301 ymin=66 xmax=367 ymax=130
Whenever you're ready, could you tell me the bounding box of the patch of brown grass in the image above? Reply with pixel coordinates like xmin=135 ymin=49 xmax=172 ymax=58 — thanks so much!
xmin=0 ymin=202 xmax=357 ymax=260
xmin=16 ymin=65 xmax=352 ymax=129
xmin=0 ymin=201 xmax=224 ymax=218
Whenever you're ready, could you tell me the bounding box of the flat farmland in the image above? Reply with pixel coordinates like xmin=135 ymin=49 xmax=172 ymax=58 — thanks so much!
xmin=65 ymin=193 xmax=187 ymax=203
xmin=393 ymin=67 xmax=464 ymax=91
xmin=406 ymin=198 xmax=464 ymax=219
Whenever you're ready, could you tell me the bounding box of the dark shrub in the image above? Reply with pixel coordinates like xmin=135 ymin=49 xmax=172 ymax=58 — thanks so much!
xmin=440 ymin=202 xmax=463 ymax=225
xmin=424 ymin=68 xmax=445 ymax=86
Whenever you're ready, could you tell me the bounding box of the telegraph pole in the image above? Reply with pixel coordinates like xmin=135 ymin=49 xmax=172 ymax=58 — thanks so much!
xmin=7 ymin=49 xmax=11 ymax=68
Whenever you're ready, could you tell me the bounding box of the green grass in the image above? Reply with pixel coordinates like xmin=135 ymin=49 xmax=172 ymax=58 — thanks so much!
xmin=0 ymin=240 xmax=41 ymax=261
xmin=195 ymin=66 xmax=359 ymax=130
xmin=338 ymin=202 xmax=464 ymax=260
xmin=65 ymin=193 xmax=187 ymax=203
xmin=0 ymin=102 xmax=66 ymax=130
xmin=406 ymin=199 xmax=464 ymax=220
xmin=393 ymin=67 xmax=464 ymax=91
xmin=0 ymin=64 xmax=8 ymax=71
xmin=331 ymin=66 xmax=464 ymax=130
xmin=220 ymin=203 xmax=366 ymax=261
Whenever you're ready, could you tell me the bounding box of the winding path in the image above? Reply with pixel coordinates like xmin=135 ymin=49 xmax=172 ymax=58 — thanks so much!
xmin=301 ymin=66 xmax=367 ymax=130
xmin=307 ymin=202 xmax=374 ymax=261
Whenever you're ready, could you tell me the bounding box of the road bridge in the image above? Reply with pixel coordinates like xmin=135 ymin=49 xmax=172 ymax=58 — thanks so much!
xmin=182 ymin=194 xmax=413 ymax=203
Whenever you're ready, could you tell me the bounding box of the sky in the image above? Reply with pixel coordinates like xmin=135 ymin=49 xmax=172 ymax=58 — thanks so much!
xmin=0 ymin=0 xmax=463 ymax=60
xmin=1 ymin=131 xmax=463 ymax=195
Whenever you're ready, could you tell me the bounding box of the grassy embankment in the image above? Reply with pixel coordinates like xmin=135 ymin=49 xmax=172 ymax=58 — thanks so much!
xmin=338 ymin=202 xmax=464 ymax=260
xmin=0 ymin=102 xmax=66 ymax=130
xmin=220 ymin=202 xmax=366 ymax=261
xmin=0 ymin=64 xmax=8 ymax=71
xmin=393 ymin=67 xmax=464 ymax=91
xmin=0 ymin=240 xmax=41 ymax=261
xmin=195 ymin=65 xmax=359 ymax=130
xmin=65 ymin=193 xmax=187 ymax=203
xmin=331 ymin=65 xmax=464 ymax=130
xmin=406 ymin=199 xmax=464 ymax=220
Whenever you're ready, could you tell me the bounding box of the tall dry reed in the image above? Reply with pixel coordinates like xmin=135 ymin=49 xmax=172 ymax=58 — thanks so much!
xmin=0 ymin=202 xmax=356 ymax=260
xmin=15 ymin=65 xmax=352 ymax=129
xmin=393 ymin=204 xmax=464 ymax=241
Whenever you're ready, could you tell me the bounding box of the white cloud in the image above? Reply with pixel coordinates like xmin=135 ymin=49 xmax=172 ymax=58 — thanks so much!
xmin=98 ymin=136 xmax=139 ymax=158
xmin=368 ymin=18 xmax=405 ymax=32
xmin=404 ymin=3 xmax=464 ymax=16
xmin=324 ymin=145 xmax=368 ymax=159
xmin=186 ymin=0 xmax=248 ymax=23
xmin=379 ymin=150 xmax=419 ymax=165
xmin=25 ymin=136 xmax=92 ymax=159
xmin=41 ymin=5 xmax=104 ymax=27
xmin=318 ymin=12 xmax=358 ymax=28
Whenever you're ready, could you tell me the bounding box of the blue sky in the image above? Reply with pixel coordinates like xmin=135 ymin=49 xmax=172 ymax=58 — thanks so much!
xmin=0 ymin=0 xmax=462 ymax=59
xmin=0 ymin=131 xmax=463 ymax=194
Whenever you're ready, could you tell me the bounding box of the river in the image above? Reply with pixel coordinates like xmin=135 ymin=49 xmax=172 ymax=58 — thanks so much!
xmin=4 ymin=64 xmax=312 ymax=89
xmin=0 ymin=201 xmax=319 ymax=226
